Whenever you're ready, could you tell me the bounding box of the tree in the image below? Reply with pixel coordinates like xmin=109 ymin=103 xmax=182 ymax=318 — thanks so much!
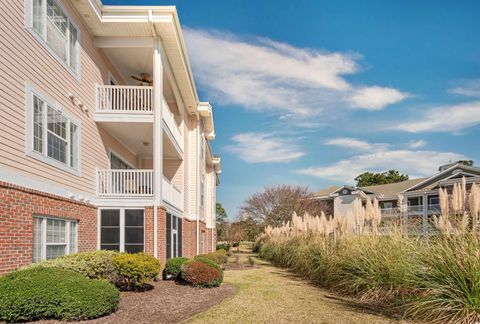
xmin=355 ymin=170 xmax=409 ymax=187
xmin=216 ymin=202 xmax=228 ymax=223
xmin=457 ymin=160 xmax=474 ymax=166
xmin=216 ymin=202 xmax=228 ymax=242
xmin=238 ymin=185 xmax=325 ymax=227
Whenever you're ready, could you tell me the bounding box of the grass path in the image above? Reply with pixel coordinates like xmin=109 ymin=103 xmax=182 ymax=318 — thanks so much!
xmin=186 ymin=255 xmax=406 ymax=324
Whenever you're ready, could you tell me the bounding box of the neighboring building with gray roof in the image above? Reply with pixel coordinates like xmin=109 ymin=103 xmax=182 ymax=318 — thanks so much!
xmin=312 ymin=163 xmax=480 ymax=223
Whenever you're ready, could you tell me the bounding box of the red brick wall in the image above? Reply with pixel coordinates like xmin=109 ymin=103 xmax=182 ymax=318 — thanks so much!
xmin=206 ymin=228 xmax=216 ymax=253
xmin=0 ymin=182 xmax=97 ymax=275
xmin=143 ymin=206 xmax=167 ymax=264
xmin=181 ymin=218 xmax=207 ymax=257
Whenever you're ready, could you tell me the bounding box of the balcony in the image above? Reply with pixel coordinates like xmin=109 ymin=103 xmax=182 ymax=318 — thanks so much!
xmin=162 ymin=176 xmax=183 ymax=211
xmin=96 ymin=170 xmax=184 ymax=210
xmin=380 ymin=205 xmax=442 ymax=217
xmin=95 ymin=85 xmax=153 ymax=122
xmin=96 ymin=169 xmax=154 ymax=198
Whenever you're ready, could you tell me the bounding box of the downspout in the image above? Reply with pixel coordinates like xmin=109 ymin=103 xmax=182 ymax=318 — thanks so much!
xmin=196 ymin=117 xmax=200 ymax=255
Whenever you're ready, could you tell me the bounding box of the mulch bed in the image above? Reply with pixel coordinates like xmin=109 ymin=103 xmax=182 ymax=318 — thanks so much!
xmin=35 ymin=281 xmax=235 ymax=324
xmin=87 ymin=281 xmax=235 ymax=324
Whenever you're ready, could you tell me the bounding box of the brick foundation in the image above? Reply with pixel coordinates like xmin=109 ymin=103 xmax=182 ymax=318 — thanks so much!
xmin=0 ymin=182 xmax=97 ymax=275
xmin=181 ymin=218 xmax=208 ymax=257
xmin=0 ymin=180 xmax=211 ymax=275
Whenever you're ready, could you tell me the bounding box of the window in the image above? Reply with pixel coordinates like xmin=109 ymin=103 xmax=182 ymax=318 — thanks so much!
xmin=33 ymin=216 xmax=77 ymax=262
xmin=200 ymin=230 xmax=205 ymax=254
xmin=100 ymin=209 xmax=144 ymax=253
xmin=166 ymin=213 xmax=182 ymax=259
xmin=28 ymin=89 xmax=80 ymax=172
xmin=27 ymin=0 xmax=80 ymax=75
xmin=110 ymin=152 xmax=132 ymax=170
xmin=428 ymin=196 xmax=439 ymax=206
xmin=200 ymin=177 xmax=205 ymax=208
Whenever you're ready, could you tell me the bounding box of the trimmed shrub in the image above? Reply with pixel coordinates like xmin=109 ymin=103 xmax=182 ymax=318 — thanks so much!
xmin=181 ymin=261 xmax=223 ymax=287
xmin=195 ymin=251 xmax=228 ymax=265
xmin=28 ymin=250 xmax=119 ymax=283
xmin=112 ymin=253 xmax=161 ymax=290
xmin=164 ymin=257 xmax=189 ymax=279
xmin=0 ymin=267 xmax=119 ymax=322
xmin=193 ymin=256 xmax=222 ymax=270
xmin=216 ymin=243 xmax=231 ymax=252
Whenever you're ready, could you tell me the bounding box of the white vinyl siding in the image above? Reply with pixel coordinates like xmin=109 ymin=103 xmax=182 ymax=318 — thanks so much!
xmin=27 ymin=0 xmax=80 ymax=76
xmin=33 ymin=216 xmax=77 ymax=262
xmin=27 ymin=87 xmax=80 ymax=172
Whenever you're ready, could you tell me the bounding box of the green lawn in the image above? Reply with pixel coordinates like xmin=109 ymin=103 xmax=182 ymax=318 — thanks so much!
xmin=186 ymin=255 xmax=406 ymax=324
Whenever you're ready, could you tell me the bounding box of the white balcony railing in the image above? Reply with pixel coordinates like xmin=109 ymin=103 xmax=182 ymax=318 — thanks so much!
xmin=96 ymin=85 xmax=153 ymax=112
xmin=96 ymin=169 xmax=153 ymax=197
xmin=162 ymin=176 xmax=183 ymax=210
xmin=162 ymin=98 xmax=183 ymax=150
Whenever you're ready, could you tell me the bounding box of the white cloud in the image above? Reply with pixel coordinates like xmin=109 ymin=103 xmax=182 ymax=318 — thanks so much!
xmin=324 ymin=137 xmax=388 ymax=152
xmin=296 ymin=149 xmax=466 ymax=183
xmin=184 ymin=28 xmax=408 ymax=121
xmin=396 ymin=101 xmax=480 ymax=132
xmin=348 ymin=86 xmax=409 ymax=110
xmin=408 ymin=140 xmax=427 ymax=149
xmin=448 ymin=79 xmax=480 ymax=97
xmin=226 ymin=132 xmax=305 ymax=163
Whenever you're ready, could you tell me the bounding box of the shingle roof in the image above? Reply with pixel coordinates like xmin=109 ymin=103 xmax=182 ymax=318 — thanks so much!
xmin=359 ymin=178 xmax=427 ymax=196
xmin=311 ymin=185 xmax=340 ymax=198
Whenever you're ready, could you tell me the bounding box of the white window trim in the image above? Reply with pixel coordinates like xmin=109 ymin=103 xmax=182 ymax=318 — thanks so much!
xmin=25 ymin=82 xmax=82 ymax=176
xmin=34 ymin=215 xmax=77 ymax=262
xmin=24 ymin=0 xmax=81 ymax=80
xmin=98 ymin=208 xmax=146 ymax=253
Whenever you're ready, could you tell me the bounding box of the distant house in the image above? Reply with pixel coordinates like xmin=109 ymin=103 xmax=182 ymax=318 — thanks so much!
xmin=312 ymin=163 xmax=480 ymax=228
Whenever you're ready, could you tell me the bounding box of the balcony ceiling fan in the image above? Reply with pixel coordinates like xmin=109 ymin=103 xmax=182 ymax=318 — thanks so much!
xmin=131 ymin=72 xmax=153 ymax=86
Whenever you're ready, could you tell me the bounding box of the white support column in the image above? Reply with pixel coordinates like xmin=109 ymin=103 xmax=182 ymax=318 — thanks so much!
xmin=153 ymin=37 xmax=164 ymax=259
xmin=422 ymin=194 xmax=428 ymax=235
xmin=403 ymin=195 xmax=409 ymax=235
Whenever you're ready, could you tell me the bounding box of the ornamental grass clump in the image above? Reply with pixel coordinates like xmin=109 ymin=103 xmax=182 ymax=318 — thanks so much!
xmin=405 ymin=235 xmax=480 ymax=323
xmin=256 ymin=180 xmax=480 ymax=322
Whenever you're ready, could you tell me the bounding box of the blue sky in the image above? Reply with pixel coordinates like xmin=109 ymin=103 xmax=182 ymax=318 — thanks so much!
xmin=105 ymin=0 xmax=480 ymax=219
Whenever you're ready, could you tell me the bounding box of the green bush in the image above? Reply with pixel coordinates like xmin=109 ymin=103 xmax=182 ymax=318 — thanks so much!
xmin=164 ymin=257 xmax=189 ymax=279
xmin=193 ymin=256 xmax=222 ymax=271
xmin=195 ymin=251 xmax=228 ymax=265
xmin=181 ymin=261 xmax=223 ymax=287
xmin=216 ymin=243 xmax=231 ymax=251
xmin=0 ymin=267 xmax=119 ymax=322
xmin=28 ymin=250 xmax=119 ymax=283
xmin=112 ymin=253 xmax=161 ymax=290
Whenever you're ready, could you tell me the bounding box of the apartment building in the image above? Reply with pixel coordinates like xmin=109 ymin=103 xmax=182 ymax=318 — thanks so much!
xmin=312 ymin=163 xmax=480 ymax=233
xmin=0 ymin=0 xmax=221 ymax=274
